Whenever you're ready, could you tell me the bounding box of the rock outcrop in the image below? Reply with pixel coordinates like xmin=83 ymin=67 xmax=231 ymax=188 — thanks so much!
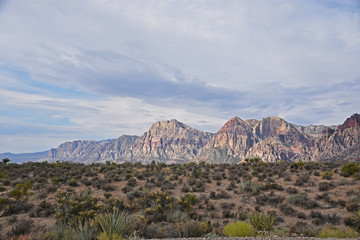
xmin=130 ymin=119 xmax=214 ymax=163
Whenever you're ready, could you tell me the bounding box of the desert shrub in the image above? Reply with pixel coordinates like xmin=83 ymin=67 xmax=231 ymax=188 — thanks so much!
xmin=341 ymin=163 xmax=360 ymax=177
xmin=264 ymin=182 xmax=284 ymax=191
xmin=187 ymin=178 xmax=197 ymax=186
xmin=182 ymin=220 xmax=211 ymax=237
xmin=179 ymin=194 xmax=197 ymax=211
xmin=317 ymin=226 xmax=358 ymax=238
xmin=127 ymin=177 xmax=137 ymax=187
xmin=347 ymin=203 xmax=359 ymax=212
xmin=143 ymin=222 xmax=179 ymax=239
xmin=47 ymin=223 xmax=73 ymax=240
xmin=319 ymin=181 xmax=334 ymax=191
xmin=218 ymin=190 xmax=230 ymax=199
xmin=325 ymin=212 xmax=341 ymax=225
xmin=279 ymin=203 xmax=297 ymax=216
xmin=237 ymin=211 xmax=248 ymax=220
xmin=55 ymin=189 xmax=102 ymax=227
xmin=350 ymin=208 xmax=360 ymax=230
xmin=1 ymin=180 xmax=32 ymax=215
xmin=6 ymin=219 xmax=33 ymax=238
xmin=223 ymin=221 xmax=255 ymax=237
xmin=289 ymin=220 xmax=317 ymax=237
xmin=297 ymin=212 xmax=307 ymax=219
xmin=67 ymin=177 xmax=79 ymax=187
xmin=286 ymin=187 xmax=299 ymax=194
xmin=288 ymin=193 xmax=308 ymax=205
xmin=239 ymin=181 xmax=264 ymax=195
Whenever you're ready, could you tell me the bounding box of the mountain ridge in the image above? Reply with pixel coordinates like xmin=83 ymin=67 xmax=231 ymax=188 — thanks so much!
xmin=4 ymin=113 xmax=359 ymax=164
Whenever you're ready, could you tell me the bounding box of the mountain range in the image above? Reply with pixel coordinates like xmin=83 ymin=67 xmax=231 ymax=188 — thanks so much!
xmin=3 ymin=113 xmax=360 ymax=164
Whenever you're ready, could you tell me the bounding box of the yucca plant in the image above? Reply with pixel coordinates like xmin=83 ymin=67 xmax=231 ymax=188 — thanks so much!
xmin=262 ymin=213 xmax=276 ymax=232
xmin=249 ymin=211 xmax=264 ymax=233
xmin=73 ymin=220 xmax=94 ymax=240
xmin=351 ymin=208 xmax=360 ymax=231
xmin=248 ymin=211 xmax=276 ymax=235
xmin=97 ymin=209 xmax=134 ymax=240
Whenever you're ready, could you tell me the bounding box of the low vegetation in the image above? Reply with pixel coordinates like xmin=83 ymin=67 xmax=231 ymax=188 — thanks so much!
xmin=0 ymin=159 xmax=359 ymax=239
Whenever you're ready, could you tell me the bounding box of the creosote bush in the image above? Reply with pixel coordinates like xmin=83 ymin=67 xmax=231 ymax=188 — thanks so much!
xmin=223 ymin=221 xmax=255 ymax=237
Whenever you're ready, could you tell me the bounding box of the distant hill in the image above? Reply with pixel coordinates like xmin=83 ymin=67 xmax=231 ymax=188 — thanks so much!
xmin=0 ymin=151 xmax=48 ymax=163
xmin=37 ymin=113 xmax=360 ymax=164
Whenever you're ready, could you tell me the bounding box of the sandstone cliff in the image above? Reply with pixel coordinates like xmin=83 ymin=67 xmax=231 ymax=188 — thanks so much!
xmin=196 ymin=116 xmax=314 ymax=163
xmin=313 ymin=113 xmax=360 ymax=161
xmin=40 ymin=135 xmax=138 ymax=163
xmin=130 ymin=119 xmax=214 ymax=163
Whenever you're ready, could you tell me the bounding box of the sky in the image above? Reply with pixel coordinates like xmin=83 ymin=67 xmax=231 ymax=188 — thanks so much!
xmin=0 ymin=0 xmax=360 ymax=153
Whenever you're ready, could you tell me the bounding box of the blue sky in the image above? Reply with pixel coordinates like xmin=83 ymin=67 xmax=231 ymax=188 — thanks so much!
xmin=0 ymin=0 xmax=359 ymax=153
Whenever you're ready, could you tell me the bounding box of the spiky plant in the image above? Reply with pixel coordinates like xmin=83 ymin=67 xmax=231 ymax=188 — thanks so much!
xmin=73 ymin=220 xmax=94 ymax=240
xmin=351 ymin=208 xmax=360 ymax=231
xmin=262 ymin=213 xmax=276 ymax=232
xmin=249 ymin=211 xmax=264 ymax=233
xmin=97 ymin=210 xmax=134 ymax=240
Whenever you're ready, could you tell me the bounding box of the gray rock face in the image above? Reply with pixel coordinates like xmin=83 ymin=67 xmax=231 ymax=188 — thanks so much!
xmin=40 ymin=135 xmax=138 ymax=163
xmin=130 ymin=119 xmax=214 ymax=163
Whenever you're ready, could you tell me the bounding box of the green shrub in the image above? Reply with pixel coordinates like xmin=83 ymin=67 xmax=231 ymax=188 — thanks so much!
xmin=317 ymin=226 xmax=358 ymax=238
xmin=341 ymin=163 xmax=360 ymax=176
xmin=223 ymin=221 xmax=255 ymax=237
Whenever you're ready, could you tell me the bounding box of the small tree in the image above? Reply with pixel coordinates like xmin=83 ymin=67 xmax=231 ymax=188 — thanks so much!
xmin=2 ymin=158 xmax=10 ymax=164
xmin=1 ymin=181 xmax=32 ymax=216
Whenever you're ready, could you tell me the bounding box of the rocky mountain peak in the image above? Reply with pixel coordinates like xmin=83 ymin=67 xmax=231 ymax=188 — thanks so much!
xmin=130 ymin=119 xmax=214 ymax=163
xmin=338 ymin=113 xmax=360 ymax=131
xmin=147 ymin=119 xmax=203 ymax=138
xmin=218 ymin=117 xmax=251 ymax=135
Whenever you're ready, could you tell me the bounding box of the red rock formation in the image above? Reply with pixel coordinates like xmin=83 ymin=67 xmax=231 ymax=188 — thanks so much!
xmin=337 ymin=113 xmax=360 ymax=131
xmin=130 ymin=119 xmax=213 ymax=163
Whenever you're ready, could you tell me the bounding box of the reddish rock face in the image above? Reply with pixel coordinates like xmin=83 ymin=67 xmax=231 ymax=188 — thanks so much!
xmin=338 ymin=113 xmax=360 ymax=131
xmin=197 ymin=116 xmax=314 ymax=163
xmin=313 ymin=113 xmax=360 ymax=161
xmin=322 ymin=128 xmax=335 ymax=135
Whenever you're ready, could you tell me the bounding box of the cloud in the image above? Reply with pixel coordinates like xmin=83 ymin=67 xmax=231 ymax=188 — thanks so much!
xmin=0 ymin=0 xmax=359 ymax=152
